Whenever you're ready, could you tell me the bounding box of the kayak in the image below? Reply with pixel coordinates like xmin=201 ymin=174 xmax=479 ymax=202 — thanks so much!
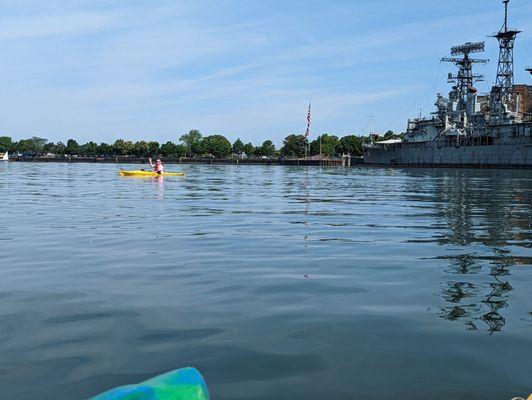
xmin=119 ymin=170 xmax=186 ymax=177
xmin=90 ymin=367 xmax=210 ymax=400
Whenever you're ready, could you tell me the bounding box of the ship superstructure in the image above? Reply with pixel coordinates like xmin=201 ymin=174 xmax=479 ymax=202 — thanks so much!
xmin=363 ymin=0 xmax=532 ymax=168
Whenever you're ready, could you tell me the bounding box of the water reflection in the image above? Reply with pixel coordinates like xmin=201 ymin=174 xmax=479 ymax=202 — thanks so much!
xmin=156 ymin=176 xmax=164 ymax=200
xmin=439 ymin=254 xmax=514 ymax=333
xmin=415 ymin=170 xmax=531 ymax=333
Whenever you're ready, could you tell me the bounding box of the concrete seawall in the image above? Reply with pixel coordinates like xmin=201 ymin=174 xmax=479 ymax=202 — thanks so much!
xmin=10 ymin=156 xmax=350 ymax=167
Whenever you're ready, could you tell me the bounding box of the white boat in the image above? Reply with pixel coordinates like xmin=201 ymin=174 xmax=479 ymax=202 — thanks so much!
xmin=1 ymin=151 xmax=8 ymax=161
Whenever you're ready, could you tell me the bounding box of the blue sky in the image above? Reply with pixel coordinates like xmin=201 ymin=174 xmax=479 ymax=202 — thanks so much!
xmin=1 ymin=0 xmax=531 ymax=146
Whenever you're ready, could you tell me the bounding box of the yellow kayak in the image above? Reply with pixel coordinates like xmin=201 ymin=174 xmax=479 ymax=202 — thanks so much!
xmin=119 ymin=170 xmax=186 ymax=177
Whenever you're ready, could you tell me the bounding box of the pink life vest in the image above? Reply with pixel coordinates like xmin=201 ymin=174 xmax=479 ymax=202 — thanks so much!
xmin=155 ymin=162 xmax=164 ymax=173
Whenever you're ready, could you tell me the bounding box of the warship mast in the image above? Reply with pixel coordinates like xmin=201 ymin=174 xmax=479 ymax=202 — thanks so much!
xmin=492 ymin=0 xmax=520 ymax=102
xmin=442 ymin=42 xmax=488 ymax=97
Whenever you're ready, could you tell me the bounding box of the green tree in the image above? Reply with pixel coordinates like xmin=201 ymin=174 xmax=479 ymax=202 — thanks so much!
xmin=45 ymin=142 xmax=69 ymax=155
xmin=383 ymin=130 xmax=394 ymax=140
xmin=180 ymin=129 xmax=202 ymax=150
xmin=98 ymin=142 xmax=112 ymax=156
xmin=160 ymin=141 xmax=176 ymax=156
xmin=281 ymin=134 xmax=307 ymax=158
xmin=310 ymin=134 xmax=339 ymax=157
xmin=243 ymin=142 xmax=255 ymax=158
xmin=66 ymin=139 xmax=80 ymax=155
xmin=202 ymin=135 xmax=232 ymax=158
xmin=133 ymin=141 xmax=149 ymax=157
xmin=112 ymin=139 xmax=123 ymax=156
xmin=174 ymin=144 xmax=187 ymax=157
xmin=112 ymin=139 xmax=134 ymax=156
xmin=55 ymin=141 xmax=66 ymax=155
xmin=147 ymin=141 xmax=160 ymax=156
xmin=232 ymin=138 xmax=244 ymax=157
xmin=260 ymin=140 xmax=276 ymax=158
xmin=31 ymin=137 xmax=47 ymax=152
xmin=160 ymin=141 xmax=186 ymax=157
xmin=191 ymin=140 xmax=205 ymax=157
xmin=338 ymin=135 xmax=363 ymax=156
xmin=381 ymin=130 xmax=404 ymax=141
xmin=14 ymin=140 xmax=27 ymax=154
xmin=43 ymin=142 xmax=57 ymax=154
xmin=81 ymin=141 xmax=98 ymax=157
xmin=0 ymin=136 xmax=13 ymax=152
xmin=16 ymin=137 xmax=47 ymax=154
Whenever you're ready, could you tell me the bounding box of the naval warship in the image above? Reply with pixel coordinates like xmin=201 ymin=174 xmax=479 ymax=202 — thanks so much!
xmin=363 ymin=0 xmax=532 ymax=168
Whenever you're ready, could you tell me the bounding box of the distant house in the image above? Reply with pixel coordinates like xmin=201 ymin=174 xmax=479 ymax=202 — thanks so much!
xmin=0 ymin=151 xmax=8 ymax=161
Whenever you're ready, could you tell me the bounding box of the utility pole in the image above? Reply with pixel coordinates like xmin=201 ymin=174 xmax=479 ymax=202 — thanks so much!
xmin=368 ymin=115 xmax=376 ymax=143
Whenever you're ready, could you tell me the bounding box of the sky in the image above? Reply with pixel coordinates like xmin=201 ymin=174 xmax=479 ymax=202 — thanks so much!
xmin=0 ymin=0 xmax=531 ymax=146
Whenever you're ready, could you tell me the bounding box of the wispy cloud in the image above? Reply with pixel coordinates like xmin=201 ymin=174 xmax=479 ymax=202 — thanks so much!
xmin=0 ymin=11 xmax=117 ymax=40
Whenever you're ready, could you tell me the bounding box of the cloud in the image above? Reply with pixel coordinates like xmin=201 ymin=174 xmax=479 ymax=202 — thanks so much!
xmin=0 ymin=0 xmax=530 ymax=143
xmin=0 ymin=11 xmax=118 ymax=40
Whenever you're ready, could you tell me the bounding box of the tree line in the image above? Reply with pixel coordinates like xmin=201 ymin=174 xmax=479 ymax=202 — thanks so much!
xmin=0 ymin=130 xmax=402 ymax=159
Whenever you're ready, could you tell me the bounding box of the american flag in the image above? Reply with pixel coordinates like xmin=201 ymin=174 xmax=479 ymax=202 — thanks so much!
xmin=305 ymin=102 xmax=311 ymax=138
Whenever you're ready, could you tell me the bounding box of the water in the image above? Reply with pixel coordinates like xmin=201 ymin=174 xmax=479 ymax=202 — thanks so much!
xmin=0 ymin=162 xmax=531 ymax=400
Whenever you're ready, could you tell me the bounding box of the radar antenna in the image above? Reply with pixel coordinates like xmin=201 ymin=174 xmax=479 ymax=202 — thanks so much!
xmin=441 ymin=42 xmax=488 ymax=96
xmin=493 ymin=0 xmax=520 ymax=98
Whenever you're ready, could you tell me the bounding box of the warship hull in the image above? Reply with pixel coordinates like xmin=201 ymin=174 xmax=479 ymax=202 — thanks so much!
xmin=363 ymin=136 xmax=532 ymax=168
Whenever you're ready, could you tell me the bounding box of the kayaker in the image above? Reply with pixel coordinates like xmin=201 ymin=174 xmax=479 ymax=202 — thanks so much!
xmin=149 ymin=157 xmax=164 ymax=175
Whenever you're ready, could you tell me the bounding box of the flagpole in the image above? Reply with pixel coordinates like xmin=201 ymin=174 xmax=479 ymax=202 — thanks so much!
xmin=305 ymin=102 xmax=311 ymax=159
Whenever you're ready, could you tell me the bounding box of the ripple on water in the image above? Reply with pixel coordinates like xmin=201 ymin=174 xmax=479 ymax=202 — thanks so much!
xmin=0 ymin=163 xmax=531 ymax=400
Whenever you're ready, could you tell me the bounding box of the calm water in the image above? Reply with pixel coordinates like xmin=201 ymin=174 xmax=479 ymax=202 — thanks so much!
xmin=0 ymin=162 xmax=531 ymax=399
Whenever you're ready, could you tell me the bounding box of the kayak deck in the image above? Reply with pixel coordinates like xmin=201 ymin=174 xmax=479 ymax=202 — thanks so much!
xmin=119 ymin=170 xmax=186 ymax=177
xmin=90 ymin=367 xmax=209 ymax=400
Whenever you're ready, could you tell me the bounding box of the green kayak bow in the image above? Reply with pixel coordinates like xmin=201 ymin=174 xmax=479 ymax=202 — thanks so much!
xmin=90 ymin=367 xmax=209 ymax=400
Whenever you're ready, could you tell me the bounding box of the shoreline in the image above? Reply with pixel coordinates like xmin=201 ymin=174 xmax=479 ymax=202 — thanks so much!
xmin=5 ymin=157 xmax=531 ymax=169
xmin=7 ymin=156 xmax=351 ymax=167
